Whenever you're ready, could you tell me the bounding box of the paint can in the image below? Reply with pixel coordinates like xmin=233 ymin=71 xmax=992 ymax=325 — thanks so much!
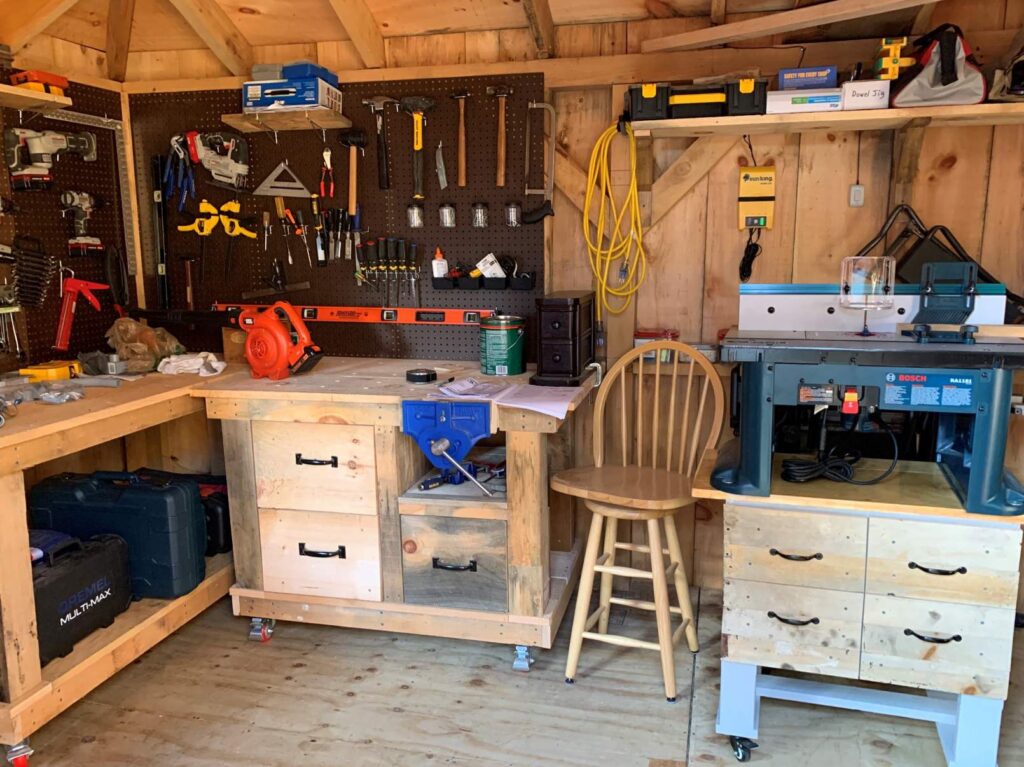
xmin=480 ymin=315 xmax=525 ymax=376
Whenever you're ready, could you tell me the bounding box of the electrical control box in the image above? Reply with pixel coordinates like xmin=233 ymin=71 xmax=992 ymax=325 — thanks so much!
xmin=738 ymin=166 xmax=776 ymax=230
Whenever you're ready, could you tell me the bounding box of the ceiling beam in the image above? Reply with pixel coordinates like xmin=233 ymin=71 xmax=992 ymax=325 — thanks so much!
xmin=523 ymin=0 xmax=557 ymax=58
xmin=106 ymin=0 xmax=136 ymax=81
xmin=166 ymin=0 xmax=252 ymax=76
xmin=326 ymin=0 xmax=385 ymax=69
xmin=0 ymin=0 xmax=82 ymax=53
xmin=641 ymin=0 xmax=938 ymax=53
xmin=710 ymin=0 xmax=727 ymax=25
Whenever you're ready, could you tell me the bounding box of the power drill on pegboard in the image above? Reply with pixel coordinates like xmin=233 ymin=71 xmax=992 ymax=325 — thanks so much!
xmin=3 ymin=128 xmax=98 ymax=190
xmin=60 ymin=190 xmax=105 ymax=257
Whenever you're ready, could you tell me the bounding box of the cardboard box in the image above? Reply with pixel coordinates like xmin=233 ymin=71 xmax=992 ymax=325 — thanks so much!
xmin=842 ymin=80 xmax=891 ymax=111
xmin=767 ymin=88 xmax=843 ymax=114
xmin=778 ymin=66 xmax=838 ymax=90
xmin=243 ymin=77 xmax=343 ymax=113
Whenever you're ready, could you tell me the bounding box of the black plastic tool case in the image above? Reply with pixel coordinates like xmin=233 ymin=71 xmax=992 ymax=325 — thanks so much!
xmin=136 ymin=468 xmax=232 ymax=556
xmin=32 ymin=534 xmax=132 ymax=665
xmin=29 ymin=471 xmax=207 ymax=599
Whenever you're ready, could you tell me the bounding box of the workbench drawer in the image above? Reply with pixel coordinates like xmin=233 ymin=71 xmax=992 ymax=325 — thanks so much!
xmin=722 ymin=579 xmax=862 ymax=679
xmin=401 ymin=515 xmax=508 ymax=612
xmin=259 ymin=509 xmax=381 ymax=601
xmin=860 ymin=594 xmax=1015 ymax=699
xmin=252 ymin=421 xmax=377 ymax=514
xmin=724 ymin=505 xmax=867 ymax=592
xmin=866 ymin=518 xmax=1021 ymax=608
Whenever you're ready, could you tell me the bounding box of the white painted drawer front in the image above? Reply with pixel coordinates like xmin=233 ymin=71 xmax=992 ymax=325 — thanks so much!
xmin=866 ymin=518 xmax=1021 ymax=608
xmin=252 ymin=421 xmax=377 ymax=514
xmin=725 ymin=504 xmax=867 ymax=592
xmin=723 ymin=579 xmax=863 ymax=679
xmin=861 ymin=594 xmax=1015 ymax=699
xmin=259 ymin=509 xmax=381 ymax=601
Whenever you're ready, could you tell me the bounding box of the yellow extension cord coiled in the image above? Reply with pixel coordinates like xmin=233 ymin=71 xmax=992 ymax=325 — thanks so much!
xmin=583 ymin=122 xmax=648 ymax=321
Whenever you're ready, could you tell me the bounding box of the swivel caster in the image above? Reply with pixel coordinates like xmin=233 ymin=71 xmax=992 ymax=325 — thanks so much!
xmin=248 ymin=617 xmax=275 ymax=643
xmin=6 ymin=741 xmax=33 ymax=767
xmin=512 ymin=645 xmax=535 ymax=672
xmin=729 ymin=736 xmax=758 ymax=763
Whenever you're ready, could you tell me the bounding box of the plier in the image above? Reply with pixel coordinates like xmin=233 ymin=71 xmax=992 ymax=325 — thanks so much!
xmin=320 ymin=148 xmax=335 ymax=198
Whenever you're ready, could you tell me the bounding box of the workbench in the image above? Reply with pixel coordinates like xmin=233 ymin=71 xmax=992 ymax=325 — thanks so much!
xmin=196 ymin=357 xmax=593 ymax=667
xmin=693 ymin=454 xmax=1023 ymax=766
xmin=0 ymin=374 xmax=234 ymax=756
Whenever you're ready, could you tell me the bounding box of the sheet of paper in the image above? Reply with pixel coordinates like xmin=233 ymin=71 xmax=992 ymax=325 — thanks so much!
xmin=494 ymin=384 xmax=580 ymax=419
xmin=438 ymin=377 xmax=511 ymax=398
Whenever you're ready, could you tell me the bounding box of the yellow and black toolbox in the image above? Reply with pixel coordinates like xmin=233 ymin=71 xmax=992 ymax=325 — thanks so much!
xmin=627 ymin=79 xmax=767 ymax=120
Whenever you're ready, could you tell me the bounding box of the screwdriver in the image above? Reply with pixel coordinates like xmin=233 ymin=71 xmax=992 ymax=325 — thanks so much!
xmin=262 ymin=211 xmax=271 ymax=253
xmin=397 ymin=239 xmax=408 ymax=302
xmin=410 ymin=242 xmax=420 ymax=307
xmin=295 ymin=210 xmax=313 ymax=268
xmin=310 ymin=195 xmax=327 ymax=267
xmin=274 ymin=197 xmax=293 ymax=265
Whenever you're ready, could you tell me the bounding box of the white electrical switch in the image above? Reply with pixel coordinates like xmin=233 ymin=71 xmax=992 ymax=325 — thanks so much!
xmin=849 ymin=184 xmax=865 ymax=208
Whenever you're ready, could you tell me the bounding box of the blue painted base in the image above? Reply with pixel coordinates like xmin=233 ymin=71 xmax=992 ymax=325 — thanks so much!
xmin=716 ymin=660 xmax=1004 ymax=766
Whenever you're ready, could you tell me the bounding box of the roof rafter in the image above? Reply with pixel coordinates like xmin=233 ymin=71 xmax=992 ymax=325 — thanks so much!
xmin=166 ymin=0 xmax=253 ymax=76
xmin=326 ymin=0 xmax=385 ymax=69
xmin=523 ymin=0 xmax=557 ymax=58
xmin=642 ymin=0 xmax=939 ymax=53
xmin=106 ymin=0 xmax=137 ymax=81
xmin=0 ymin=0 xmax=82 ymax=53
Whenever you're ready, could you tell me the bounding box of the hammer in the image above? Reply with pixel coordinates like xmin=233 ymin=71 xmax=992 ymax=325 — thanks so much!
xmin=450 ymin=92 xmax=470 ymax=187
xmin=487 ymin=85 xmax=513 ymax=187
xmin=362 ymin=95 xmax=398 ymax=190
xmin=338 ymin=128 xmax=367 ymax=217
xmin=401 ymin=96 xmax=435 ymax=201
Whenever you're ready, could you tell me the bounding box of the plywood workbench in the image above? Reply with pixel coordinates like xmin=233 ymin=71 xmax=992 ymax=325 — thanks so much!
xmin=196 ymin=357 xmax=594 ymax=657
xmin=0 ymin=373 xmax=234 ymax=752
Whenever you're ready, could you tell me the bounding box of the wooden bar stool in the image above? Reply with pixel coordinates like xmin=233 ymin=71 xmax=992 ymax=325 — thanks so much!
xmin=552 ymin=341 xmax=725 ymax=701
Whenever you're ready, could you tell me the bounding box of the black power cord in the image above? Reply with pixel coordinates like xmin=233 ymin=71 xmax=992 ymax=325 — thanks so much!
xmin=739 ymin=228 xmax=762 ymax=283
xmin=781 ymin=415 xmax=900 ymax=486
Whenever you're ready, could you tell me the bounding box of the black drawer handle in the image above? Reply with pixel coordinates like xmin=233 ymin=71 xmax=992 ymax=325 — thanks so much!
xmin=904 ymin=628 xmax=962 ymax=645
xmin=908 ymin=562 xmax=967 ymax=576
xmin=767 ymin=611 xmax=819 ymax=627
xmin=295 ymin=453 xmax=339 ymax=467
xmin=769 ymin=548 xmax=823 ymax=562
xmin=298 ymin=543 xmax=346 ymax=559
xmin=432 ymin=557 xmax=477 ymax=572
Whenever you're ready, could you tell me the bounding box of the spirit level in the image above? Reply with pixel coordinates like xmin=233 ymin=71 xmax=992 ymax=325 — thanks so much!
xmin=211 ymin=303 xmax=497 ymax=326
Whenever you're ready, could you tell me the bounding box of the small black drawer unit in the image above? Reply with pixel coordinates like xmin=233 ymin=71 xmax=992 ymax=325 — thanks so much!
xmin=530 ymin=291 xmax=596 ymax=386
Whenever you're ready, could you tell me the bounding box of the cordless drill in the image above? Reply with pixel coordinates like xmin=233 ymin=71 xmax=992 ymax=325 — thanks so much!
xmin=4 ymin=128 xmax=98 ymax=190
xmin=60 ymin=190 xmax=104 ymax=256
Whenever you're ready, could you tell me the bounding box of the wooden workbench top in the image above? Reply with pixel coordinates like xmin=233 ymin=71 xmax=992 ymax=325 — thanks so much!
xmin=195 ymin=357 xmax=594 ymax=413
xmin=692 ymin=451 xmax=1024 ymax=526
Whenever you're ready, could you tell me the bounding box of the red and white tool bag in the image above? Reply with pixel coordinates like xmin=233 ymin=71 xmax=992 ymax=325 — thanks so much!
xmin=892 ymin=25 xmax=988 ymax=108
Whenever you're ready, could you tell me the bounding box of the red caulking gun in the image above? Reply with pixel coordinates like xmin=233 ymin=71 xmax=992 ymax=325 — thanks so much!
xmin=54 ymin=275 xmax=109 ymax=351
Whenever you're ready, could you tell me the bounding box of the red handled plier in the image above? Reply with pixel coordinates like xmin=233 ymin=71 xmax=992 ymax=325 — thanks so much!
xmin=320 ymin=148 xmax=335 ymax=198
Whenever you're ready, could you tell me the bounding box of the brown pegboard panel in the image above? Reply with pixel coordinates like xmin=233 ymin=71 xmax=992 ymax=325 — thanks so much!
xmin=0 ymin=80 xmax=130 ymax=370
xmin=129 ymin=74 xmax=546 ymax=361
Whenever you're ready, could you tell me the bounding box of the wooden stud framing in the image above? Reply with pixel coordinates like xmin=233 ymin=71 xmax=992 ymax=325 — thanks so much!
xmin=0 ymin=0 xmax=82 ymax=53
xmin=710 ymin=0 xmax=727 ymax=25
xmin=106 ymin=0 xmax=137 ymax=81
xmin=326 ymin=0 xmax=386 ymax=69
xmin=522 ymin=0 xmax=557 ymax=59
xmin=165 ymin=0 xmax=253 ymax=76
xmin=650 ymin=136 xmax=739 ymax=227
xmin=641 ymin=0 xmax=940 ymax=53
xmin=221 ymin=419 xmax=264 ymax=591
xmin=506 ymin=431 xmax=550 ymax=617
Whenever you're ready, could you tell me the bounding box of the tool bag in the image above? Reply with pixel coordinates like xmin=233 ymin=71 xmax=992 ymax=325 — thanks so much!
xmin=29 ymin=471 xmax=206 ymax=599
xmin=32 ymin=532 xmax=132 ymax=665
xmin=135 ymin=467 xmax=232 ymax=556
xmin=892 ymin=25 xmax=988 ymax=107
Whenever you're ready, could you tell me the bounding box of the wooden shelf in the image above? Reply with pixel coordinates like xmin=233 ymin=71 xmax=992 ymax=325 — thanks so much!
xmin=0 ymin=83 xmax=72 ymax=113
xmin=631 ymin=103 xmax=1024 ymax=138
xmin=221 ymin=109 xmax=351 ymax=134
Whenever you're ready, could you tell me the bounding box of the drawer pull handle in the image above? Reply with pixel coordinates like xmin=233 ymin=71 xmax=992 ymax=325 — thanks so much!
xmin=432 ymin=557 xmax=477 ymax=572
xmin=908 ymin=562 xmax=967 ymax=576
xmin=298 ymin=543 xmax=347 ymax=559
xmin=295 ymin=453 xmax=339 ymax=467
xmin=767 ymin=611 xmax=819 ymax=627
xmin=769 ymin=548 xmax=823 ymax=562
xmin=903 ymin=628 xmax=962 ymax=645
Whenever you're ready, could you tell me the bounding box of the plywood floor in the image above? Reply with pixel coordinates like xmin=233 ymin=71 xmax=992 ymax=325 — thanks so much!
xmin=27 ymin=590 xmax=1024 ymax=766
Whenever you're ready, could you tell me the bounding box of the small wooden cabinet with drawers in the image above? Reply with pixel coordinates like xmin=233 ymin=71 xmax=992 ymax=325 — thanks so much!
xmin=197 ymin=357 xmax=592 ymax=658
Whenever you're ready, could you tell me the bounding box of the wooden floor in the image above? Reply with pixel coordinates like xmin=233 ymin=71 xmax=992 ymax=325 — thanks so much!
xmin=27 ymin=589 xmax=1024 ymax=766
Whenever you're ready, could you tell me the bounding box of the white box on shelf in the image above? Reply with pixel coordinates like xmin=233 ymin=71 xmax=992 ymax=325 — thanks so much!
xmin=766 ymin=88 xmax=843 ymax=114
xmin=842 ymin=80 xmax=891 ymax=111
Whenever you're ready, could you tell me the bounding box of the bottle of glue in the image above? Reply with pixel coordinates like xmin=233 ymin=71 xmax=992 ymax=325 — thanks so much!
xmin=431 ymin=246 xmax=449 ymax=278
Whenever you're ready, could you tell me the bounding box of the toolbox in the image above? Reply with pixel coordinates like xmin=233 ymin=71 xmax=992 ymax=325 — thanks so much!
xmin=243 ymin=77 xmax=343 ymax=113
xmin=531 ymin=290 xmax=596 ymax=386
xmin=626 ymin=84 xmax=671 ymax=120
xmin=136 ymin=468 xmax=232 ymax=556
xmin=29 ymin=471 xmax=207 ymax=599
xmin=668 ymin=85 xmax=727 ymax=118
xmin=725 ymin=79 xmax=768 ymax=116
xmin=32 ymin=532 xmax=132 ymax=666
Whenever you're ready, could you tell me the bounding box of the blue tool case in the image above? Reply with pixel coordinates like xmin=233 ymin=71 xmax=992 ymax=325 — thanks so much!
xmin=29 ymin=471 xmax=207 ymax=599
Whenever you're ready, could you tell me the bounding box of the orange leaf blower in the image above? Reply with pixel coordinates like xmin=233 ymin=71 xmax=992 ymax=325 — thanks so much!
xmin=237 ymin=301 xmax=323 ymax=380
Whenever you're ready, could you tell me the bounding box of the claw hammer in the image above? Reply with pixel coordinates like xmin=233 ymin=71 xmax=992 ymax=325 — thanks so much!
xmin=362 ymin=95 xmax=399 ymax=190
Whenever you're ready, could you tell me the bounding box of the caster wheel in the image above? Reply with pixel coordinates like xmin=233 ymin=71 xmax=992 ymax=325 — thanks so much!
xmin=248 ymin=618 xmax=275 ymax=643
xmin=6 ymin=741 xmax=33 ymax=767
xmin=512 ymin=645 xmax=535 ymax=672
xmin=729 ymin=736 xmax=758 ymax=763
xmin=10 ymin=756 xmax=28 ymax=767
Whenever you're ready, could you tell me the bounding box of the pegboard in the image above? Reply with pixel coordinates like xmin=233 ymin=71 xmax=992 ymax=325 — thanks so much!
xmin=128 ymin=73 xmax=547 ymax=361
xmin=0 ymin=79 xmax=132 ymax=371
